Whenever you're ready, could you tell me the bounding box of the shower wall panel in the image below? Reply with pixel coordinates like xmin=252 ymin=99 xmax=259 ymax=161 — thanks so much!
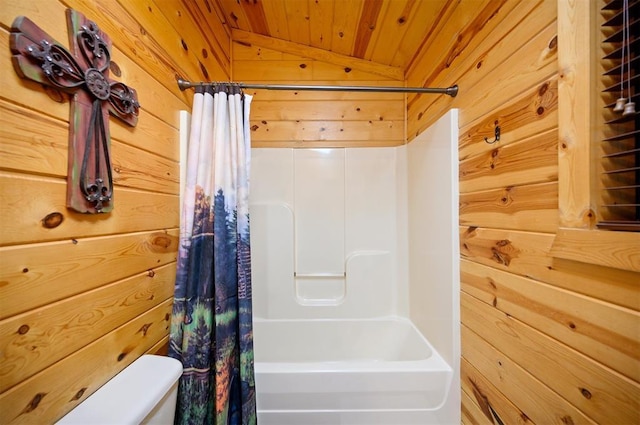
xmin=250 ymin=147 xmax=401 ymax=319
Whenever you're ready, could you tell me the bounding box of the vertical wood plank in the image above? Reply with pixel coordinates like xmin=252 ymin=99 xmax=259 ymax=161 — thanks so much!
xmin=557 ymin=0 xmax=596 ymax=228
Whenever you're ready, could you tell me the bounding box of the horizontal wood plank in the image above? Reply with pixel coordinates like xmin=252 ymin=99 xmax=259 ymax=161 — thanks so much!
xmin=407 ymin=2 xmax=557 ymax=139
xmin=0 ymin=229 xmax=178 ymax=319
xmin=234 ymin=60 xmax=315 ymax=81
xmin=249 ymin=119 xmax=403 ymax=142
xmin=250 ymin=139 xmax=405 ymax=148
xmin=551 ymin=229 xmax=640 ymax=273
xmin=459 ymin=181 xmax=558 ymax=233
xmin=458 ymin=78 xmax=558 ymax=161
xmin=233 ymin=41 xmax=306 ymax=61
xmin=0 ymin=264 xmax=175 ymax=392
xmin=60 ymin=0 xmax=222 ymax=96
xmin=0 ymin=100 xmax=179 ymax=194
xmin=406 ymin=0 xmax=494 ymax=86
xmin=461 ymin=387 xmax=494 ymax=425
xmin=461 ymin=259 xmax=640 ymax=382
xmin=177 ymin=0 xmax=231 ymax=64
xmin=146 ymin=336 xmax=169 ymax=356
xmin=0 ymin=300 xmax=172 ymax=424
xmin=0 ymin=172 xmax=179 ymax=246
xmin=460 ymin=128 xmax=558 ymax=193
xmin=0 ymin=1 xmax=185 ymax=422
xmin=251 ymin=100 xmax=404 ymax=121
xmin=462 ymin=324 xmax=596 ymax=424
xmin=0 ymin=13 xmax=190 ymax=127
xmin=461 ymin=358 xmax=531 ymax=425
xmin=243 ymin=81 xmax=404 ymax=101
xmin=462 ymin=292 xmax=640 ymax=425
xmin=1 ymin=30 xmax=181 ymax=159
xmin=460 ymin=226 xmax=640 ymax=310
xmin=233 ymin=59 xmax=398 ymax=82
xmin=139 ymin=0 xmax=230 ymax=74
xmin=232 ymin=29 xmax=403 ymax=80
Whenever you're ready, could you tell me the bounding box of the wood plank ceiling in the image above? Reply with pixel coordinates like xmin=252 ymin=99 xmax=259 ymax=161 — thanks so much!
xmin=210 ymin=0 xmax=451 ymax=73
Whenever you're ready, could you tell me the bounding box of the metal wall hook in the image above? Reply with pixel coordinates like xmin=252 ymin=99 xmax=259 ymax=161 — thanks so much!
xmin=485 ymin=125 xmax=500 ymax=144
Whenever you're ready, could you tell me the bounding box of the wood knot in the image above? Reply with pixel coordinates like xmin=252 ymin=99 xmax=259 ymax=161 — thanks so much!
xmin=397 ymin=16 xmax=406 ymax=24
xmin=488 ymin=279 xmax=497 ymax=290
xmin=139 ymin=323 xmax=152 ymax=336
xmin=299 ymin=63 xmax=307 ymax=69
xmin=491 ymin=240 xmax=516 ymax=266
xmin=199 ymin=62 xmax=209 ymax=80
xmin=181 ymin=39 xmax=188 ymax=51
xmin=71 ymin=387 xmax=87 ymax=401
xmin=42 ymin=212 xmax=64 ymax=229
xmin=548 ymin=35 xmax=557 ymax=50
xmin=580 ymin=388 xmax=592 ymax=399
xmin=344 ymin=67 xmax=352 ymax=73
xmin=18 ymin=324 xmax=30 ymax=335
xmin=151 ymin=234 xmax=172 ymax=249
xmin=202 ymin=48 xmax=208 ymax=58
xmin=466 ymin=226 xmax=478 ymax=235
xmin=250 ymin=124 xmax=259 ymax=131
xmin=22 ymin=393 xmax=47 ymax=413
xmin=538 ymin=82 xmax=549 ymax=96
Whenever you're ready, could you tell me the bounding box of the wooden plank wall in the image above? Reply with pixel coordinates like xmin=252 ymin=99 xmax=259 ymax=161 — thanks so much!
xmin=230 ymin=31 xmax=406 ymax=148
xmin=406 ymin=0 xmax=640 ymax=423
xmin=0 ymin=0 xmax=228 ymax=423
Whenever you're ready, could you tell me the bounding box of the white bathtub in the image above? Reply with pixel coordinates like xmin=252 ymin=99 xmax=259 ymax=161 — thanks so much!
xmin=253 ymin=317 xmax=454 ymax=425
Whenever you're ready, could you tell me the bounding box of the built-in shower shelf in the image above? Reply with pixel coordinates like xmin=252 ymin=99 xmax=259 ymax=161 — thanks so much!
xmin=294 ymin=272 xmax=346 ymax=278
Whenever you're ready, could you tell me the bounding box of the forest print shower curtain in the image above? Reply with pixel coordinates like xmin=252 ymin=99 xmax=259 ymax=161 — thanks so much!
xmin=169 ymin=85 xmax=256 ymax=425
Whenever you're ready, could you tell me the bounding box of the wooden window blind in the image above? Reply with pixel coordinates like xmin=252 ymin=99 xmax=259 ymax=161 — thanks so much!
xmin=599 ymin=0 xmax=640 ymax=231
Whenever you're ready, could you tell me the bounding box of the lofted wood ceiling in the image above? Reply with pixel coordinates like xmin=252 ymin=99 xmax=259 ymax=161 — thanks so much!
xmin=211 ymin=0 xmax=452 ymax=72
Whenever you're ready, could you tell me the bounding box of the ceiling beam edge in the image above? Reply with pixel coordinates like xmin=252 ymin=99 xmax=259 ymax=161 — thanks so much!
xmin=232 ymin=29 xmax=404 ymax=81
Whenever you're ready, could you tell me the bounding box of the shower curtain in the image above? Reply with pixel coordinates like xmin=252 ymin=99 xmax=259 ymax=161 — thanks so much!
xmin=169 ymin=85 xmax=256 ymax=425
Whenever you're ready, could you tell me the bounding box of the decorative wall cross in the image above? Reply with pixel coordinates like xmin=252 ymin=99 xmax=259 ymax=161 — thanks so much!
xmin=10 ymin=9 xmax=140 ymax=213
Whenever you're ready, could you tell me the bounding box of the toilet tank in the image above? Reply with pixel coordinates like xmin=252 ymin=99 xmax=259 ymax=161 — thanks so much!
xmin=57 ymin=355 xmax=183 ymax=425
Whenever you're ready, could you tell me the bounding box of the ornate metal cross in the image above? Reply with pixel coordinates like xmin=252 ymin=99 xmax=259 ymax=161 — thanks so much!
xmin=10 ymin=9 xmax=140 ymax=213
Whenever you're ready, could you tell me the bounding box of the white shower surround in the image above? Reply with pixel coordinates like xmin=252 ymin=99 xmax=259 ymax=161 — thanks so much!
xmin=249 ymin=110 xmax=460 ymax=425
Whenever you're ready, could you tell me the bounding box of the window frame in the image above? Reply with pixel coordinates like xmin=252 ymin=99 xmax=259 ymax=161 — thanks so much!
xmin=552 ymin=0 xmax=639 ymax=272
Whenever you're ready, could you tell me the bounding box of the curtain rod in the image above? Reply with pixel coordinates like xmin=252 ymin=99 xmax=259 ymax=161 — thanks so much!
xmin=176 ymin=78 xmax=458 ymax=97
